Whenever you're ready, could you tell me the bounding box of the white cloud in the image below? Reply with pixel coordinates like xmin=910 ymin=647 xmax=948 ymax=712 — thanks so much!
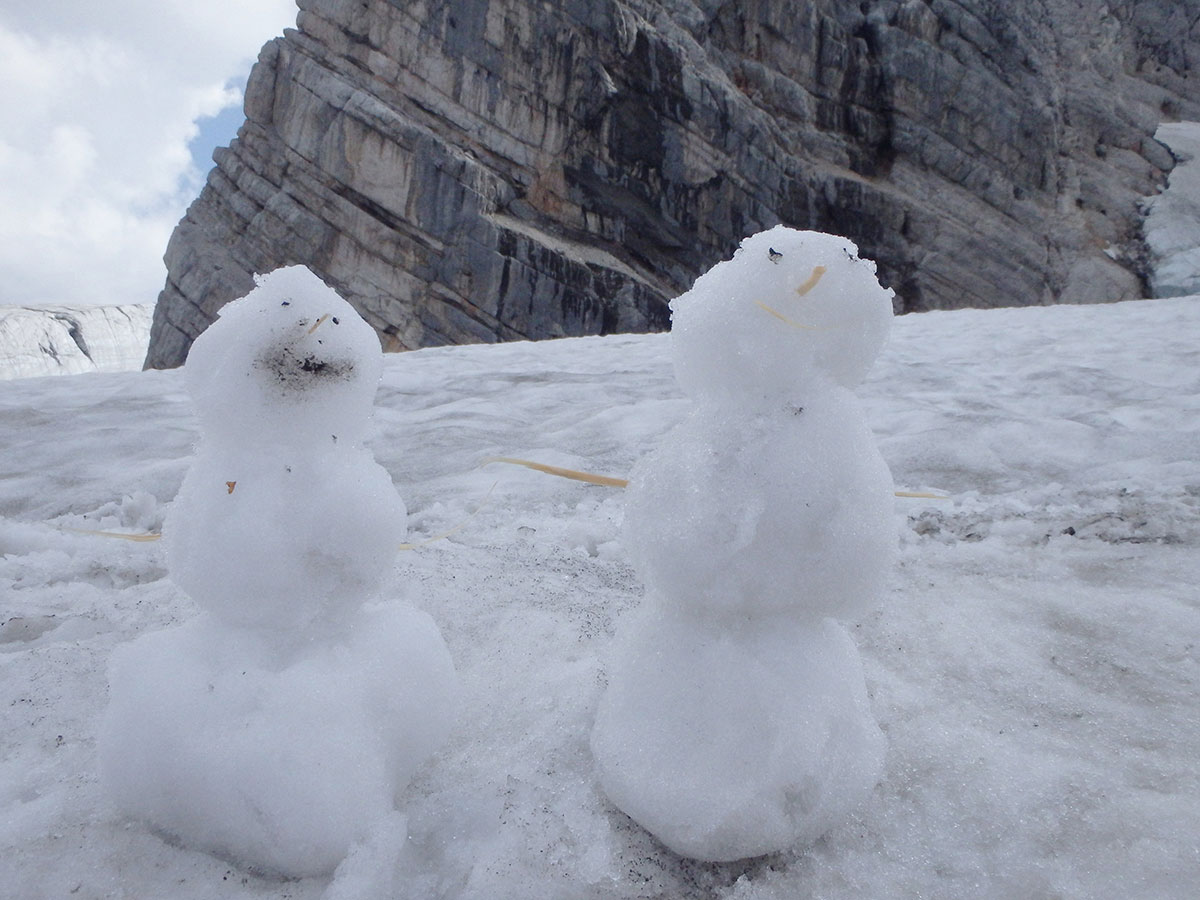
xmin=0 ymin=1 xmax=296 ymax=308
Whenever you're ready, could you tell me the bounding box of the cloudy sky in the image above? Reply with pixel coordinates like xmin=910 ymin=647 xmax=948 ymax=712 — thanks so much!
xmin=0 ymin=0 xmax=297 ymax=309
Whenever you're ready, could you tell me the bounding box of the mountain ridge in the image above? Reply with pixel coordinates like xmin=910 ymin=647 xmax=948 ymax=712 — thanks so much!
xmin=145 ymin=0 xmax=1200 ymax=368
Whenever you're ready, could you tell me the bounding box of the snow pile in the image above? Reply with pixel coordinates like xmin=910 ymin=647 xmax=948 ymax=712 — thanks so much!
xmin=592 ymin=228 xmax=895 ymax=861
xmin=1144 ymin=121 xmax=1200 ymax=297
xmin=0 ymin=304 xmax=151 ymax=380
xmin=98 ymin=268 xmax=456 ymax=877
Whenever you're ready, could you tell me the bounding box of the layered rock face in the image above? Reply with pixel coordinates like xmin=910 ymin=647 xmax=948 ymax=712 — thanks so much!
xmin=145 ymin=0 xmax=1200 ymax=368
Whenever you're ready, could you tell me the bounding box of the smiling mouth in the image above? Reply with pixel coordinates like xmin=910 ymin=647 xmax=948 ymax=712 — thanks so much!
xmin=755 ymin=300 xmax=818 ymax=330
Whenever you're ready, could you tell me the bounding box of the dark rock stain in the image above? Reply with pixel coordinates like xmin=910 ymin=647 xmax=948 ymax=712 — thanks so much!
xmin=253 ymin=342 xmax=356 ymax=394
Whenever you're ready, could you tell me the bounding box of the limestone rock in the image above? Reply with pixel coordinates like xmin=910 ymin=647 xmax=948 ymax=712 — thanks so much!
xmin=145 ymin=0 xmax=1200 ymax=368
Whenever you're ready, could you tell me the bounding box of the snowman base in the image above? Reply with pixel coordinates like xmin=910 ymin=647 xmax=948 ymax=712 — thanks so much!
xmin=591 ymin=606 xmax=884 ymax=862
xmin=100 ymin=603 xmax=456 ymax=878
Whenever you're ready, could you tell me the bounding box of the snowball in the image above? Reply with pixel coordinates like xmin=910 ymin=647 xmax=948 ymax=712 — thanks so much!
xmin=591 ymin=607 xmax=885 ymax=862
xmin=671 ymin=226 xmax=894 ymax=408
xmin=622 ymin=387 xmax=895 ymax=621
xmin=99 ymin=604 xmax=457 ymax=878
xmin=166 ymin=447 xmax=406 ymax=634
xmin=167 ymin=264 xmax=407 ymax=634
xmin=184 ymin=266 xmax=383 ymax=449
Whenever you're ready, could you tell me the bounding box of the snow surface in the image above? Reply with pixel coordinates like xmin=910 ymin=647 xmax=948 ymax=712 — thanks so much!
xmin=2 ymin=293 xmax=1199 ymax=898
xmin=0 ymin=304 xmax=151 ymax=380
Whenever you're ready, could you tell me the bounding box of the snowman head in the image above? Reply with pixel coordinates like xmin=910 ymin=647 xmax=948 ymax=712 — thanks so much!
xmin=184 ymin=266 xmax=383 ymax=448
xmin=670 ymin=227 xmax=894 ymax=408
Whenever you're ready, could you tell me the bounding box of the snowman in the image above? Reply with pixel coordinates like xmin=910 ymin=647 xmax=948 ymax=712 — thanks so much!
xmin=100 ymin=267 xmax=457 ymax=877
xmin=590 ymin=227 xmax=896 ymax=861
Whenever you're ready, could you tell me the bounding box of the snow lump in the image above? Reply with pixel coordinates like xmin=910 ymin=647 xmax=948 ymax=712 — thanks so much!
xmin=592 ymin=227 xmax=896 ymax=861
xmin=99 ymin=266 xmax=457 ymax=877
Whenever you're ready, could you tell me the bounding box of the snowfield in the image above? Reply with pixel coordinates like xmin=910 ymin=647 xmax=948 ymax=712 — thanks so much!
xmin=1145 ymin=122 xmax=1200 ymax=298
xmin=2 ymin=294 xmax=1198 ymax=899
xmin=0 ymin=305 xmax=151 ymax=381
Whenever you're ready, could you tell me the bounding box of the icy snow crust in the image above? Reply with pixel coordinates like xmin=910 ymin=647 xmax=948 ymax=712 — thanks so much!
xmin=2 ymin=297 xmax=1200 ymax=897
xmin=0 ymin=304 xmax=151 ymax=380
xmin=1144 ymin=122 xmax=1200 ymax=298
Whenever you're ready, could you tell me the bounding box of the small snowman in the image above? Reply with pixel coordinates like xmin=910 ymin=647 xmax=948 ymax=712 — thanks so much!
xmin=100 ymin=267 xmax=457 ymax=877
xmin=590 ymin=227 xmax=896 ymax=861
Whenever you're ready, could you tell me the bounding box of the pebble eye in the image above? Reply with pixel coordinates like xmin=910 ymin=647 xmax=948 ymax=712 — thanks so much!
xmin=332 ymin=317 xmax=340 ymax=325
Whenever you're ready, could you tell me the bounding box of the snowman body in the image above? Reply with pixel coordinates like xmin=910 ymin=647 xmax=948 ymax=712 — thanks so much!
xmin=167 ymin=266 xmax=405 ymax=636
xmin=170 ymin=448 xmax=406 ymax=634
xmin=101 ymin=267 xmax=456 ymax=876
xmin=623 ymin=387 xmax=894 ymax=622
xmin=592 ymin=227 xmax=895 ymax=861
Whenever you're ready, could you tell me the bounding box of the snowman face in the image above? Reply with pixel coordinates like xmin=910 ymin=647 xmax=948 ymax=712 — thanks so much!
xmin=669 ymin=227 xmax=894 ymax=408
xmin=252 ymin=305 xmax=358 ymax=398
xmin=185 ymin=267 xmax=383 ymax=448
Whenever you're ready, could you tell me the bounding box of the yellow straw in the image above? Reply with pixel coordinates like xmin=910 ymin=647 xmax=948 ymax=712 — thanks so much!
xmin=794 ymin=265 xmax=827 ymax=296
xmin=63 ymin=469 xmax=945 ymax=549
xmin=481 ymin=456 xmax=629 ymax=488
xmin=484 ymin=456 xmax=946 ymax=500
xmin=754 ymin=301 xmax=819 ymax=330
xmin=62 ymin=527 xmax=161 ymax=542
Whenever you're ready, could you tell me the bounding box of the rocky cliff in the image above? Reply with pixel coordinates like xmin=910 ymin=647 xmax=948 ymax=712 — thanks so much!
xmin=145 ymin=0 xmax=1200 ymax=368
